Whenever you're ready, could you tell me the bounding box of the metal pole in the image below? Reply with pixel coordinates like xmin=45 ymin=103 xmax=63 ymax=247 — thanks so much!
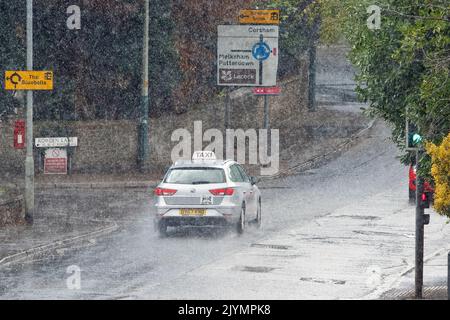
xmin=415 ymin=149 xmax=424 ymax=299
xmin=24 ymin=0 xmax=34 ymax=224
xmin=258 ymin=34 xmax=264 ymax=85
xmin=225 ymin=87 xmax=231 ymax=129
xmin=263 ymin=95 xmax=269 ymax=130
xmin=263 ymin=95 xmax=271 ymax=160
xmin=138 ymin=0 xmax=149 ymax=168
xmin=308 ymin=44 xmax=316 ymax=112
xmin=307 ymin=13 xmax=320 ymax=112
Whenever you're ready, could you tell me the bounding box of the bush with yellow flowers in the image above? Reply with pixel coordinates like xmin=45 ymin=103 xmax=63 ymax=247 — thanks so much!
xmin=426 ymin=133 xmax=450 ymax=217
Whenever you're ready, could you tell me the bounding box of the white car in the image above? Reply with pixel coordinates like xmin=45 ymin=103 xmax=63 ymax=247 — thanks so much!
xmin=154 ymin=152 xmax=262 ymax=236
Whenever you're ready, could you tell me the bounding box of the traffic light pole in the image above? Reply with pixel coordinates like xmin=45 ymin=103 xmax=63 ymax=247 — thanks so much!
xmin=415 ymin=149 xmax=425 ymax=299
xmin=24 ymin=0 xmax=34 ymax=224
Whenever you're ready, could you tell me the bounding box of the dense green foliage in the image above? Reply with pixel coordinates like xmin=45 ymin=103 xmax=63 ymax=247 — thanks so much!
xmin=322 ymin=0 xmax=449 ymax=176
xmin=331 ymin=0 xmax=449 ymax=147
xmin=267 ymin=0 xmax=449 ymax=182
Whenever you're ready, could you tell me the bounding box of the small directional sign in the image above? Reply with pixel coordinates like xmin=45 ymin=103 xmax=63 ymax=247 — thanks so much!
xmin=239 ymin=10 xmax=280 ymax=25
xmin=253 ymin=86 xmax=281 ymax=95
xmin=4 ymin=71 xmax=53 ymax=90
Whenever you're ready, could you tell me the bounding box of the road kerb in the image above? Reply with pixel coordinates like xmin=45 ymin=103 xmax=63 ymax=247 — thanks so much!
xmin=363 ymin=246 xmax=450 ymax=300
xmin=262 ymin=119 xmax=377 ymax=180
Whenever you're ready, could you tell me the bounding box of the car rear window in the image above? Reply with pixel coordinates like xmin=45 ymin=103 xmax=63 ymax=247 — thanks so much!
xmin=164 ymin=167 xmax=226 ymax=184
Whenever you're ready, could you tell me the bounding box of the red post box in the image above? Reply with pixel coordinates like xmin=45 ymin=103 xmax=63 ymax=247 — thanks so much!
xmin=14 ymin=120 xmax=26 ymax=149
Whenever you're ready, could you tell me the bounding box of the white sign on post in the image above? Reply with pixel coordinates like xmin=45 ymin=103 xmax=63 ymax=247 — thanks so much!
xmin=217 ymin=25 xmax=279 ymax=86
xmin=35 ymin=137 xmax=78 ymax=148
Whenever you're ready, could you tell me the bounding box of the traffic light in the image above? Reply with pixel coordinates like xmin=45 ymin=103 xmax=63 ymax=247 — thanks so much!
xmin=418 ymin=192 xmax=432 ymax=225
xmin=419 ymin=191 xmax=432 ymax=209
xmin=406 ymin=120 xmax=422 ymax=149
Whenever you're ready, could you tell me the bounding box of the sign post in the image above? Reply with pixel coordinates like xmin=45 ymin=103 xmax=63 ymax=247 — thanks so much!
xmin=35 ymin=137 xmax=77 ymax=175
xmin=252 ymin=86 xmax=281 ymax=139
xmin=25 ymin=0 xmax=34 ymax=224
xmin=138 ymin=0 xmax=150 ymax=170
xmin=4 ymin=1 xmax=54 ymax=224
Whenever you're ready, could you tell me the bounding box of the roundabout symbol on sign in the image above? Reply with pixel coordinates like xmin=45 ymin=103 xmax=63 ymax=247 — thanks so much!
xmin=252 ymin=40 xmax=271 ymax=61
xmin=6 ymin=72 xmax=22 ymax=89
xmin=252 ymin=34 xmax=272 ymax=85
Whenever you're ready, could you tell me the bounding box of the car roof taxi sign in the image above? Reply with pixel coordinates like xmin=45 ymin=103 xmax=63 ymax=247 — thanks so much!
xmin=192 ymin=151 xmax=216 ymax=161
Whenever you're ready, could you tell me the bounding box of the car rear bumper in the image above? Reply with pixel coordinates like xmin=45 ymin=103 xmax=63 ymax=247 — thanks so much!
xmin=155 ymin=216 xmax=233 ymax=227
xmin=154 ymin=206 xmax=241 ymax=227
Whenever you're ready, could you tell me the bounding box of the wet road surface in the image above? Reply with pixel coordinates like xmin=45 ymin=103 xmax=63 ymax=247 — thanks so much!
xmin=0 ymin=121 xmax=407 ymax=299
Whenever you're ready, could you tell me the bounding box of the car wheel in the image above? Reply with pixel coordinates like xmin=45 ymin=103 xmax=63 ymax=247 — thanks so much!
xmin=158 ymin=220 xmax=168 ymax=238
xmin=409 ymin=189 xmax=416 ymax=205
xmin=255 ymin=198 xmax=262 ymax=229
xmin=236 ymin=204 xmax=246 ymax=235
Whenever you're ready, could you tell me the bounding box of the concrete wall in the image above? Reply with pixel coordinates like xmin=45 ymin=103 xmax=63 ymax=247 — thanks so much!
xmin=0 ymin=192 xmax=24 ymax=227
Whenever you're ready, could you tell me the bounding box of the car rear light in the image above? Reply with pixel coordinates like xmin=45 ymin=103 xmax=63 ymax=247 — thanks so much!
xmin=154 ymin=187 xmax=177 ymax=196
xmin=209 ymin=188 xmax=234 ymax=196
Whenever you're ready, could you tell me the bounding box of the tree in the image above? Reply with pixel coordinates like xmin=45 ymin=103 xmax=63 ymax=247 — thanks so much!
xmin=264 ymin=0 xmax=321 ymax=76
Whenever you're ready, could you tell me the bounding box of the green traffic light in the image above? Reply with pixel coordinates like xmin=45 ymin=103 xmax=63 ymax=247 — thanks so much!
xmin=412 ymin=133 xmax=422 ymax=145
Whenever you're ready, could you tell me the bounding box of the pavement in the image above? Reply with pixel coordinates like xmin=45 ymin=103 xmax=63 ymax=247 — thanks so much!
xmin=0 ymin=187 xmax=150 ymax=267
xmin=380 ymin=249 xmax=449 ymax=300
xmin=0 ymin=172 xmax=159 ymax=266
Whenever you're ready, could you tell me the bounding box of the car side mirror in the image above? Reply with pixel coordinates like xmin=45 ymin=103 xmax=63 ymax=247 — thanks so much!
xmin=250 ymin=176 xmax=258 ymax=185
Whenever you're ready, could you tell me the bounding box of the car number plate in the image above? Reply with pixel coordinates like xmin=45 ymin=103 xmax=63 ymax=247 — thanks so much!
xmin=179 ymin=208 xmax=206 ymax=216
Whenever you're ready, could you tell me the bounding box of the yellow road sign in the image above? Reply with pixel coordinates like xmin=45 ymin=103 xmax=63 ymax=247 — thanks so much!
xmin=239 ymin=9 xmax=280 ymax=25
xmin=4 ymin=71 xmax=53 ymax=90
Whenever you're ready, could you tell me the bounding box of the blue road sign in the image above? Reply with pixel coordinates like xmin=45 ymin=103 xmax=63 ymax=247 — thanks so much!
xmin=252 ymin=41 xmax=271 ymax=61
